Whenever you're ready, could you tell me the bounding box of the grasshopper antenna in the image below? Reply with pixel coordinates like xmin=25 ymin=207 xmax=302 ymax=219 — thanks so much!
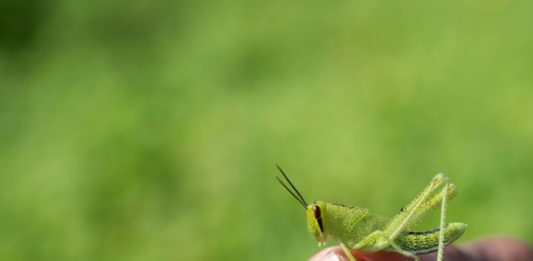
xmin=276 ymin=164 xmax=308 ymax=208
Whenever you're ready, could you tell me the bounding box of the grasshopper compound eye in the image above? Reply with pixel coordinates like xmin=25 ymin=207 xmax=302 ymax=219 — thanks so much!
xmin=313 ymin=205 xmax=324 ymax=232
xmin=313 ymin=205 xmax=321 ymax=219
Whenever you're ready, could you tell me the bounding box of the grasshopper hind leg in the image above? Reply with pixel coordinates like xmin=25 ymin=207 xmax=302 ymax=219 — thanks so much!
xmin=436 ymin=180 xmax=449 ymax=261
xmin=347 ymin=174 xmax=461 ymax=261
xmin=383 ymin=173 xmax=455 ymax=261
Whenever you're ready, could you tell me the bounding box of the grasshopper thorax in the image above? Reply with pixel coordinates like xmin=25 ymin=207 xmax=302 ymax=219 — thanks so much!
xmin=306 ymin=201 xmax=327 ymax=245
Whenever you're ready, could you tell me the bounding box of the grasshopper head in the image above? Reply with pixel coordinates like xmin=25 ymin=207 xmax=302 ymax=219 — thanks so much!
xmin=275 ymin=165 xmax=327 ymax=245
xmin=306 ymin=201 xmax=327 ymax=245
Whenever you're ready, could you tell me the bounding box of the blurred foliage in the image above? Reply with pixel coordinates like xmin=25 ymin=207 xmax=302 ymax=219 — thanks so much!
xmin=0 ymin=0 xmax=532 ymax=260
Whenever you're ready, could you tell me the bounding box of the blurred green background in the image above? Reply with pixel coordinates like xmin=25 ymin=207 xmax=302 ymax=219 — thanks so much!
xmin=1 ymin=0 xmax=532 ymax=260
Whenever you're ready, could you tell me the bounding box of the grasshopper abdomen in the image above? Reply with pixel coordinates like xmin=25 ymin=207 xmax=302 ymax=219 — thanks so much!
xmin=394 ymin=223 xmax=467 ymax=254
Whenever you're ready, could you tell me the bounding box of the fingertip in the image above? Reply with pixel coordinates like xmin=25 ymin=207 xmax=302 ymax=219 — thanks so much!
xmin=309 ymin=247 xmax=412 ymax=261
xmin=309 ymin=247 xmax=347 ymax=261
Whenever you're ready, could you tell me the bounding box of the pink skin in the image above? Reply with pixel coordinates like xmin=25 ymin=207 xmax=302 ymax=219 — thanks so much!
xmin=309 ymin=236 xmax=533 ymax=261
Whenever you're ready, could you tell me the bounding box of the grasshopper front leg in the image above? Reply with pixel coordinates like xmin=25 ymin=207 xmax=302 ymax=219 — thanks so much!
xmin=340 ymin=243 xmax=356 ymax=261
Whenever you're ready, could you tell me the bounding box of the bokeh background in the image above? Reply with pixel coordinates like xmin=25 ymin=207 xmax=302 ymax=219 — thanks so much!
xmin=1 ymin=1 xmax=532 ymax=260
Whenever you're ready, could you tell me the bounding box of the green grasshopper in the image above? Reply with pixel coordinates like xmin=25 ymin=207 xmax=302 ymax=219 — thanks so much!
xmin=276 ymin=165 xmax=467 ymax=261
